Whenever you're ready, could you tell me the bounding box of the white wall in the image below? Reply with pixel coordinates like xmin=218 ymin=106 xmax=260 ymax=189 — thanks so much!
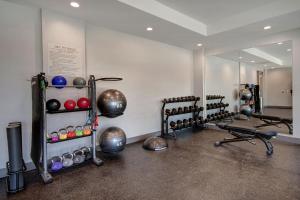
xmin=0 ymin=1 xmax=42 ymax=169
xmin=205 ymin=56 xmax=239 ymax=113
xmin=240 ymin=62 xmax=259 ymax=85
xmin=86 ymin=25 xmax=194 ymax=138
xmin=264 ymin=68 xmax=292 ymax=107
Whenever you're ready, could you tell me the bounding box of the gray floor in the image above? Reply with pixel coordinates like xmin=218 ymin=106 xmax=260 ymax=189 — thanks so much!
xmin=1 ymin=128 xmax=300 ymax=200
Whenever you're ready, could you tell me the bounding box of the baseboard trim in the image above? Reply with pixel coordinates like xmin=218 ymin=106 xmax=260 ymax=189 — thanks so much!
xmin=0 ymin=131 xmax=161 ymax=178
xmin=264 ymin=106 xmax=292 ymax=109
xmin=276 ymin=134 xmax=300 ymax=144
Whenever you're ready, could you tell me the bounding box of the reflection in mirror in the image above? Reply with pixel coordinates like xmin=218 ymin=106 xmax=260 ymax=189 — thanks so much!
xmin=215 ymin=41 xmax=293 ymax=135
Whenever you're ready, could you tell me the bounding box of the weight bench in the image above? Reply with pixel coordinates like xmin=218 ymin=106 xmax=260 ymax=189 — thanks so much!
xmin=252 ymin=113 xmax=293 ymax=135
xmin=215 ymin=123 xmax=277 ymax=155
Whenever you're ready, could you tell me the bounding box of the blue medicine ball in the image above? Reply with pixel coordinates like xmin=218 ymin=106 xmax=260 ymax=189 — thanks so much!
xmin=52 ymin=76 xmax=67 ymax=89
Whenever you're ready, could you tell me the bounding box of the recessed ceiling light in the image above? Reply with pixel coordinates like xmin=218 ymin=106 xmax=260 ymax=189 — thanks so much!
xmin=264 ymin=26 xmax=271 ymax=30
xmin=277 ymin=42 xmax=283 ymax=45
xmin=271 ymin=67 xmax=275 ymax=69
xmin=197 ymin=43 xmax=203 ymax=47
xmin=264 ymin=64 xmax=268 ymax=67
xmin=287 ymin=48 xmax=292 ymax=52
xmin=251 ymin=60 xmax=255 ymax=63
xmin=70 ymin=2 xmax=80 ymax=8
xmin=239 ymin=57 xmax=243 ymax=59
xmin=146 ymin=27 xmax=153 ymax=31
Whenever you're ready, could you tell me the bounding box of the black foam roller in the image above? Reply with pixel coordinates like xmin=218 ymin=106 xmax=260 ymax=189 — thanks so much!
xmin=6 ymin=123 xmax=24 ymax=192
xmin=7 ymin=124 xmax=23 ymax=172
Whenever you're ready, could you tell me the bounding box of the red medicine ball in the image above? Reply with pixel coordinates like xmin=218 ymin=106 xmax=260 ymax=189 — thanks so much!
xmin=64 ymin=99 xmax=76 ymax=110
xmin=77 ymin=97 xmax=90 ymax=109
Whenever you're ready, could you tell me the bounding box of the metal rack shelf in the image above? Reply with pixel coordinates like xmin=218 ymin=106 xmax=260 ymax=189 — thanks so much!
xmin=31 ymin=73 xmax=103 ymax=184
xmin=47 ymin=108 xmax=92 ymax=114
xmin=47 ymin=134 xmax=92 ymax=144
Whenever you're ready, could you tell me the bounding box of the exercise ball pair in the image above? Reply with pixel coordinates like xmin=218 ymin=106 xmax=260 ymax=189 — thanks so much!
xmin=64 ymin=98 xmax=90 ymax=110
xmin=51 ymin=76 xmax=86 ymax=89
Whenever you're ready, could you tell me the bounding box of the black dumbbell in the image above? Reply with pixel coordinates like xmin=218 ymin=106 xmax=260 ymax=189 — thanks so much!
xmin=170 ymin=121 xmax=177 ymax=129
xmin=177 ymin=120 xmax=183 ymax=129
xmin=171 ymin=108 xmax=177 ymax=115
xmin=165 ymin=109 xmax=171 ymax=115
xmin=171 ymin=97 xmax=176 ymax=102
xmin=188 ymin=118 xmax=194 ymax=127
xmin=191 ymin=96 xmax=195 ymax=101
xmin=178 ymin=107 xmax=183 ymax=114
xmin=183 ymin=119 xmax=188 ymax=128
xmin=184 ymin=106 xmax=189 ymax=113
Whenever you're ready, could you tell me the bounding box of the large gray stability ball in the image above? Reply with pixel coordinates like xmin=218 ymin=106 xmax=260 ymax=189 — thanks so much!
xmin=99 ymin=127 xmax=127 ymax=153
xmin=240 ymin=89 xmax=252 ymax=101
xmin=97 ymin=89 xmax=127 ymax=118
xmin=240 ymin=104 xmax=252 ymax=117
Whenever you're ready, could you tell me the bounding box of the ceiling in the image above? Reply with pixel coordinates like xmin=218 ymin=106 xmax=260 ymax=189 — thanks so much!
xmin=7 ymin=0 xmax=300 ymax=50
xmin=156 ymin=0 xmax=275 ymax=25
xmin=217 ymin=40 xmax=292 ymax=68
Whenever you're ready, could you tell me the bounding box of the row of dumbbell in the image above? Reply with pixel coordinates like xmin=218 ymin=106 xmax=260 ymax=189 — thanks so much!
xmin=170 ymin=117 xmax=208 ymax=130
xmin=206 ymin=103 xmax=229 ymax=110
xmin=207 ymin=111 xmax=235 ymax=121
xmin=206 ymin=95 xmax=225 ymax=100
xmin=166 ymin=106 xmax=204 ymax=115
xmin=163 ymin=96 xmax=200 ymax=103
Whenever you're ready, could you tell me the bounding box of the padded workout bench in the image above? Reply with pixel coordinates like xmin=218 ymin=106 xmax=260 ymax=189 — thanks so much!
xmin=215 ymin=124 xmax=277 ymax=155
xmin=252 ymin=113 xmax=293 ymax=135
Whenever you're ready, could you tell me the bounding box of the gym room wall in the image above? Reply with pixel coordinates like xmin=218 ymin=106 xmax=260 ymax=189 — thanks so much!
xmin=0 ymin=1 xmax=42 ymax=172
xmin=205 ymin=56 xmax=239 ymax=112
xmin=0 ymin=0 xmax=194 ymax=173
xmin=86 ymin=25 xmax=194 ymax=139
xmin=264 ymin=68 xmax=292 ymax=107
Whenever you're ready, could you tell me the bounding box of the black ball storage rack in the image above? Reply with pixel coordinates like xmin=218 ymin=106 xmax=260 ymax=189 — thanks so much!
xmin=31 ymin=73 xmax=103 ymax=184
xmin=206 ymin=95 xmax=233 ymax=122
xmin=161 ymin=96 xmax=203 ymax=139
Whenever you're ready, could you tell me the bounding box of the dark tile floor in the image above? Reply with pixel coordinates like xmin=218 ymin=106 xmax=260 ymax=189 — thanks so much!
xmin=1 ymin=128 xmax=300 ymax=200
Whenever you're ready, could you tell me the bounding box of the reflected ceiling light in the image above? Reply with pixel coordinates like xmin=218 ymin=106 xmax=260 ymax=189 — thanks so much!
xmin=264 ymin=26 xmax=271 ymax=30
xmin=239 ymin=56 xmax=243 ymax=59
xmin=251 ymin=60 xmax=255 ymax=63
xmin=277 ymin=42 xmax=283 ymax=45
xmin=70 ymin=2 xmax=80 ymax=8
xmin=146 ymin=27 xmax=153 ymax=31
xmin=287 ymin=48 xmax=292 ymax=52
xmin=197 ymin=43 xmax=203 ymax=47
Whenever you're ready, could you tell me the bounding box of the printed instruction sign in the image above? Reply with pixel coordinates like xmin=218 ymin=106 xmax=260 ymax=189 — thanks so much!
xmin=48 ymin=43 xmax=83 ymax=76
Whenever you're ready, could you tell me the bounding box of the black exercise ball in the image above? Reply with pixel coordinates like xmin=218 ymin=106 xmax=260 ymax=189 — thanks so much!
xmin=46 ymin=99 xmax=61 ymax=111
xmin=73 ymin=77 xmax=86 ymax=89
xmin=99 ymin=127 xmax=126 ymax=153
xmin=97 ymin=89 xmax=127 ymax=118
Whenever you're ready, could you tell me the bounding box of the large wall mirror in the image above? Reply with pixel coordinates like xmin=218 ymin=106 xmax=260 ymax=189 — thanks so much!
xmin=209 ymin=41 xmax=293 ymax=135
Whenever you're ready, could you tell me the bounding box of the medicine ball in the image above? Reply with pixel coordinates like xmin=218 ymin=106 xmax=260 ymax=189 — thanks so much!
xmin=73 ymin=77 xmax=86 ymax=89
xmin=240 ymin=104 xmax=252 ymax=117
xmin=77 ymin=97 xmax=90 ymax=109
xmin=64 ymin=99 xmax=76 ymax=110
xmin=99 ymin=127 xmax=126 ymax=153
xmin=46 ymin=99 xmax=61 ymax=111
xmin=52 ymin=76 xmax=67 ymax=89
xmin=240 ymin=89 xmax=252 ymax=100
xmin=97 ymin=89 xmax=127 ymax=118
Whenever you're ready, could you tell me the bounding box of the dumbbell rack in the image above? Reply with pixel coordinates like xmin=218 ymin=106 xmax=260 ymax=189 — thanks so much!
xmin=31 ymin=73 xmax=103 ymax=184
xmin=206 ymin=95 xmax=233 ymax=122
xmin=161 ymin=96 xmax=203 ymax=139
